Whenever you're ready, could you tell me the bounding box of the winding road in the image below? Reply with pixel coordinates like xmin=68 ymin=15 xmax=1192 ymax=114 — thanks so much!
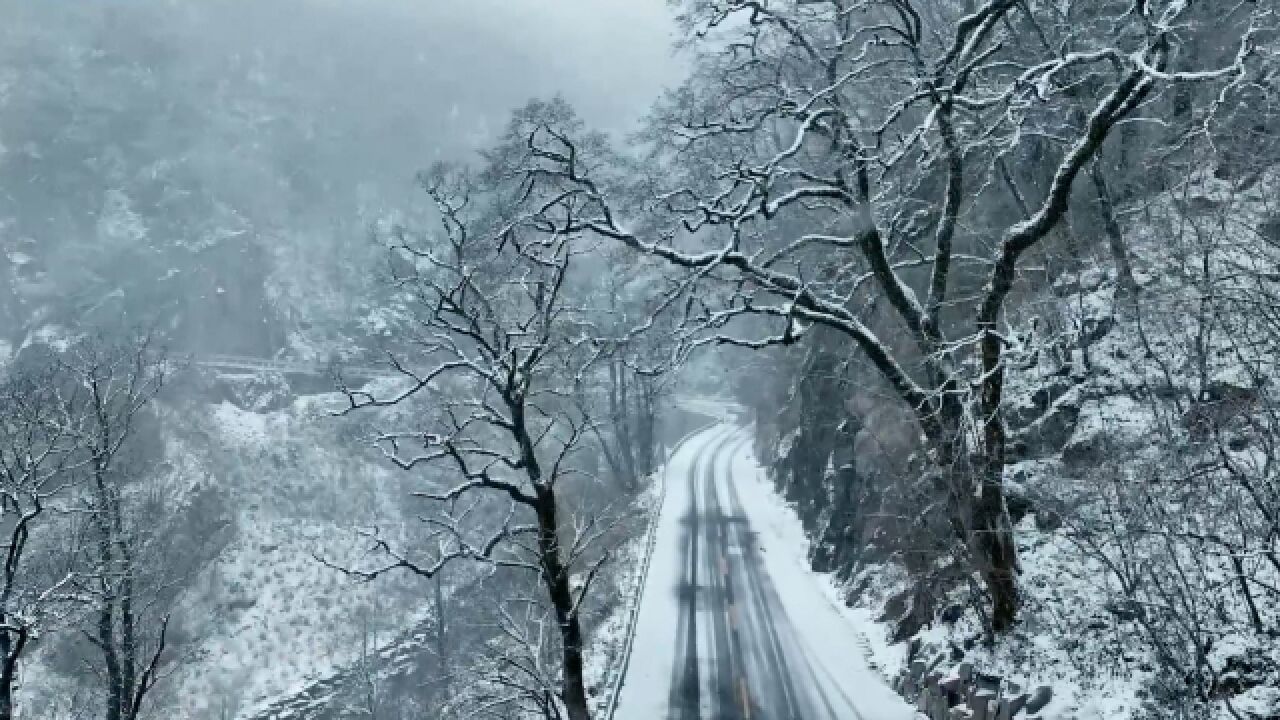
xmin=613 ymin=425 xmax=913 ymax=720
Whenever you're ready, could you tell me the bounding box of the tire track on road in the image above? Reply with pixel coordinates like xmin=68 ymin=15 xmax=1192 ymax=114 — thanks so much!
xmin=668 ymin=428 xmax=734 ymax=720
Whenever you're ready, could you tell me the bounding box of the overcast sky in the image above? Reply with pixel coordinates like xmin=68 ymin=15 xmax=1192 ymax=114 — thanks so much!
xmin=392 ymin=0 xmax=689 ymax=135
xmin=4 ymin=0 xmax=688 ymax=164
xmin=0 ymin=0 xmax=692 ymax=351
xmin=229 ymin=0 xmax=690 ymax=151
xmin=184 ymin=0 xmax=690 ymax=185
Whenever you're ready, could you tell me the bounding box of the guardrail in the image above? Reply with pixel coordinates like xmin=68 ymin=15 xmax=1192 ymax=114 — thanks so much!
xmin=192 ymin=354 xmax=395 ymax=379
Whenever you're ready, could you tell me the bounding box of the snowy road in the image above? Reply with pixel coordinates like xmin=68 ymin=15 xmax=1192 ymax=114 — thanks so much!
xmin=613 ymin=425 xmax=914 ymax=720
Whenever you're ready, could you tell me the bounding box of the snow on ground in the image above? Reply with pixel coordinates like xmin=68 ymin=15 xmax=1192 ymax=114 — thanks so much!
xmin=584 ymin=440 xmax=679 ymax=716
xmin=153 ymin=388 xmax=426 ymax=719
xmin=210 ymin=399 xmax=273 ymax=446
xmin=889 ymin=516 xmax=1152 ymax=720
xmin=720 ymin=427 xmax=912 ymax=719
xmin=827 ymin=168 xmax=1280 ymax=720
xmin=611 ymin=426 xmax=726 ymax=719
xmin=613 ymin=424 xmax=912 ymax=719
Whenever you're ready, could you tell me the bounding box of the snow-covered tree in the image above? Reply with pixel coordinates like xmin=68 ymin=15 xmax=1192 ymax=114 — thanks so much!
xmin=58 ymin=339 xmax=172 ymax=720
xmin=0 ymin=367 xmax=85 ymax=720
xmin=334 ymin=158 xmax=623 ymax=720
xmin=487 ymin=0 xmax=1269 ymax=632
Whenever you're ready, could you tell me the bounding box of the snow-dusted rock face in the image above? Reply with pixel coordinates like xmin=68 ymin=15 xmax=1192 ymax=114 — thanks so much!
xmin=747 ymin=170 xmax=1280 ymax=720
xmin=752 ymin=340 xmax=902 ymax=583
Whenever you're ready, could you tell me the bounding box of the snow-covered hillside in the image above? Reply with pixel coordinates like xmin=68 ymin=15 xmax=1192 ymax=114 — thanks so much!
xmin=753 ymin=169 xmax=1280 ymax=720
xmin=20 ymin=372 xmax=437 ymax=719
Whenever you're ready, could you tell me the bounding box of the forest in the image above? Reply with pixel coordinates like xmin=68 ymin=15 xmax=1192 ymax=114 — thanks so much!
xmin=2 ymin=1 xmax=1279 ymax=719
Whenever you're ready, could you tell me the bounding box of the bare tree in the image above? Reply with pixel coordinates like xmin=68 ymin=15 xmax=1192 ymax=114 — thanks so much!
xmin=334 ymin=162 xmax=616 ymax=720
xmin=441 ymin=575 xmax=572 ymax=720
xmin=1038 ymin=148 xmax=1280 ymax=714
xmin=58 ymin=339 xmax=171 ymax=720
xmin=0 ymin=367 xmax=85 ymax=720
xmin=578 ymin=260 xmax=678 ymax=491
xmin=485 ymin=1 xmax=1266 ymax=631
xmin=344 ymin=604 xmax=386 ymax=720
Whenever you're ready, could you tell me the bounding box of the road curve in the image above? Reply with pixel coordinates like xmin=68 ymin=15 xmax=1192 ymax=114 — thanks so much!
xmin=613 ymin=425 xmax=914 ymax=720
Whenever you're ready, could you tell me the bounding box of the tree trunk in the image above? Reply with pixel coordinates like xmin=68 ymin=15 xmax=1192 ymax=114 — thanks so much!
xmin=432 ymin=572 xmax=450 ymax=702
xmin=608 ymin=358 xmax=638 ymax=489
xmin=116 ymin=501 xmax=140 ymax=720
xmin=588 ymin=421 xmax=628 ymax=491
xmin=119 ymin=556 xmax=139 ymax=720
xmin=534 ymin=488 xmax=592 ymax=720
xmin=0 ymin=629 xmax=26 ymax=720
xmin=92 ymin=465 xmax=127 ymax=720
xmin=95 ymin=534 xmax=125 ymax=720
xmin=1090 ymin=164 xmax=1139 ymax=299
xmin=969 ymin=465 xmax=1020 ymax=633
xmin=512 ymin=401 xmax=591 ymax=719
xmin=635 ymin=382 xmax=657 ymax=477
xmin=975 ymin=334 xmax=1021 ymax=633
xmin=928 ymin=394 xmax=1020 ymax=634
xmin=0 ymin=678 xmax=12 ymax=720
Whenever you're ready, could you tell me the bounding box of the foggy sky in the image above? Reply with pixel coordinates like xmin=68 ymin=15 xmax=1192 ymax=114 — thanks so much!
xmin=0 ymin=0 xmax=688 ymax=354
xmin=207 ymin=0 xmax=689 ymax=166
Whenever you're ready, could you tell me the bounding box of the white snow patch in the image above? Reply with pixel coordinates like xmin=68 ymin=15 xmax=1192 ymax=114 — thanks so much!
xmin=613 ymin=425 xmax=913 ymax=720
xmin=210 ymin=401 xmax=272 ymax=447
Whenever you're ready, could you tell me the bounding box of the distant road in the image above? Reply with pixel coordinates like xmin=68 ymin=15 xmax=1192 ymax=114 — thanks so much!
xmin=192 ymin=354 xmax=395 ymax=379
xmin=613 ymin=426 xmax=914 ymax=720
